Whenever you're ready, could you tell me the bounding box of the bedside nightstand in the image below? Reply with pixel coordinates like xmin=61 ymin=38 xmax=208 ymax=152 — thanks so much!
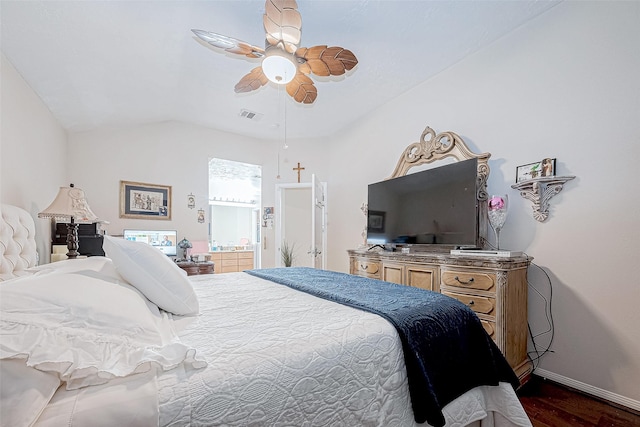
xmin=176 ymin=261 xmax=215 ymax=276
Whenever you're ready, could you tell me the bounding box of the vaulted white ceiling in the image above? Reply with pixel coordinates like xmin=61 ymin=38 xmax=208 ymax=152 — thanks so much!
xmin=1 ymin=0 xmax=560 ymax=140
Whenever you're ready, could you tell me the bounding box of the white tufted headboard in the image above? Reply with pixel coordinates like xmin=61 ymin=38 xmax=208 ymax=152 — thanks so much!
xmin=0 ymin=204 xmax=38 ymax=280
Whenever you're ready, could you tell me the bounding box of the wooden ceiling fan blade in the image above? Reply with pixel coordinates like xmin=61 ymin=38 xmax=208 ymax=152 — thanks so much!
xmin=191 ymin=29 xmax=264 ymax=59
xmin=286 ymin=72 xmax=317 ymax=104
xmin=297 ymin=61 xmax=311 ymax=75
xmin=263 ymin=0 xmax=301 ymax=53
xmin=228 ymin=41 xmax=266 ymax=58
xmin=296 ymin=45 xmax=358 ymax=77
xmin=235 ymin=67 xmax=269 ymax=93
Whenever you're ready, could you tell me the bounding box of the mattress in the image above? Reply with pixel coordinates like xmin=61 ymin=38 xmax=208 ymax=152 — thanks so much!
xmin=34 ymin=272 xmax=531 ymax=427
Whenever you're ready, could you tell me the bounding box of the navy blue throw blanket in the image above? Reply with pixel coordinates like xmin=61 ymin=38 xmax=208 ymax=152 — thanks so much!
xmin=245 ymin=267 xmax=518 ymax=426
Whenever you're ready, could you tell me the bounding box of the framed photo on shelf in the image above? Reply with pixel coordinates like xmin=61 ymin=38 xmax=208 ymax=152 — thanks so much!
xmin=120 ymin=180 xmax=172 ymax=220
xmin=515 ymin=158 xmax=556 ymax=183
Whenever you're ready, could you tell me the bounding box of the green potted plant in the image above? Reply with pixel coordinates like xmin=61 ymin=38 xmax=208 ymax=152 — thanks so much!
xmin=281 ymin=240 xmax=295 ymax=267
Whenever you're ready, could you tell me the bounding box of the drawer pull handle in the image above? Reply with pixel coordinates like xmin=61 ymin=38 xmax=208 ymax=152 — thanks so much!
xmin=361 ymin=264 xmax=368 ymax=270
xmin=468 ymin=300 xmax=475 ymax=306
xmin=454 ymin=276 xmax=474 ymax=284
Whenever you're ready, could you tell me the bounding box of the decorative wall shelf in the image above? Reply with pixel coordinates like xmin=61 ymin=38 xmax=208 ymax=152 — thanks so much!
xmin=511 ymin=176 xmax=575 ymax=222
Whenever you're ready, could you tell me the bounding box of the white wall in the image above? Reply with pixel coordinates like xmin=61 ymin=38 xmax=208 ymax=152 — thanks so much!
xmin=66 ymin=123 xmax=331 ymax=268
xmin=327 ymin=1 xmax=640 ymax=407
xmin=0 ymin=53 xmax=68 ymax=262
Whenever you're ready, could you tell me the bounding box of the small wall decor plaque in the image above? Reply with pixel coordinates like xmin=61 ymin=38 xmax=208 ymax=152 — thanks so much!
xmin=262 ymin=206 xmax=274 ymax=228
xmin=187 ymin=193 xmax=196 ymax=209
xmin=515 ymin=158 xmax=556 ymax=183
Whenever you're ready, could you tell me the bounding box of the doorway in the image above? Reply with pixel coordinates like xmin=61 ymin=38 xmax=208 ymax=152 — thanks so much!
xmin=208 ymin=158 xmax=261 ymax=268
xmin=275 ymin=175 xmax=327 ymax=269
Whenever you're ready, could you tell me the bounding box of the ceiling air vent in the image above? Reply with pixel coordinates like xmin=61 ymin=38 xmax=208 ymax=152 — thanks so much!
xmin=239 ymin=109 xmax=263 ymax=121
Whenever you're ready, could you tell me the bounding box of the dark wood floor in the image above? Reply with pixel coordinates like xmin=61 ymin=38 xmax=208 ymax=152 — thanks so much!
xmin=517 ymin=376 xmax=640 ymax=427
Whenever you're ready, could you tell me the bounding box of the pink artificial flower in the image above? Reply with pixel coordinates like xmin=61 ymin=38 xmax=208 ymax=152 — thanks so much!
xmin=488 ymin=196 xmax=505 ymax=210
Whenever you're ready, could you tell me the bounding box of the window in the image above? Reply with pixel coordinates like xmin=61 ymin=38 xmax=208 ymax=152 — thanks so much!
xmin=208 ymin=158 xmax=261 ymax=257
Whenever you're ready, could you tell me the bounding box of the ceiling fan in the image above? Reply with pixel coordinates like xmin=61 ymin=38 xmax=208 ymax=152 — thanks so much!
xmin=191 ymin=0 xmax=358 ymax=104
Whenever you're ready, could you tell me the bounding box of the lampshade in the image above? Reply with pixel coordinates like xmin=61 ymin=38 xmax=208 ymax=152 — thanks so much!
xmin=38 ymin=184 xmax=98 ymax=223
xmin=262 ymin=48 xmax=296 ymax=84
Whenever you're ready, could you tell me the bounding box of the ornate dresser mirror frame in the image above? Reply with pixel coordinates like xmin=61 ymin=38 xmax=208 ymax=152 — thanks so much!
xmin=388 ymin=126 xmax=491 ymax=249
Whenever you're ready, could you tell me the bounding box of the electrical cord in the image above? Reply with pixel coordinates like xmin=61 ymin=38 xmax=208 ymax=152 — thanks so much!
xmin=469 ymin=238 xmax=555 ymax=368
xmin=525 ymin=260 xmax=555 ymax=369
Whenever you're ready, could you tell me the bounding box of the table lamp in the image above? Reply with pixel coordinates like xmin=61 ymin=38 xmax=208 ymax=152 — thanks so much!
xmin=38 ymin=183 xmax=98 ymax=259
xmin=177 ymin=238 xmax=192 ymax=262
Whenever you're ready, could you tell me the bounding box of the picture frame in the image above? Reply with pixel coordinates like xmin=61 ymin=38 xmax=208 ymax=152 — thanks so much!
xmin=367 ymin=210 xmax=386 ymax=233
xmin=120 ymin=180 xmax=172 ymax=220
xmin=515 ymin=158 xmax=556 ymax=183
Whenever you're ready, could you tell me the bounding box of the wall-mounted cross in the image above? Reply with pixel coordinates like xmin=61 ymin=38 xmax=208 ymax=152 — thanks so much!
xmin=293 ymin=162 xmax=305 ymax=183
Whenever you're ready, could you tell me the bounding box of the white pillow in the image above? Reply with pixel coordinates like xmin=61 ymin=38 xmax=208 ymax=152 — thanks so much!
xmin=103 ymin=235 xmax=199 ymax=315
xmin=27 ymin=256 xmax=124 ymax=282
xmin=0 ymin=358 xmax=61 ymax=427
xmin=0 ymin=272 xmax=205 ymax=390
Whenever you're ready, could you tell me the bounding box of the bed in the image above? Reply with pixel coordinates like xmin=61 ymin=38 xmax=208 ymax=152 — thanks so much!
xmin=0 ymin=204 xmax=532 ymax=427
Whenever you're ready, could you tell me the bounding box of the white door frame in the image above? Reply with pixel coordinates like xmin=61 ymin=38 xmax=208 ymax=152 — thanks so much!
xmin=275 ymin=181 xmax=327 ymax=268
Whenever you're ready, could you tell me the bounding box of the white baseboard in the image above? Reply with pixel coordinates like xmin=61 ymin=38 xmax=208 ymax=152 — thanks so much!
xmin=534 ymin=368 xmax=640 ymax=412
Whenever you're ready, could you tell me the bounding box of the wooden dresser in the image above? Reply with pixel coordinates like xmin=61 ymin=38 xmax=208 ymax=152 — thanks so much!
xmin=209 ymin=250 xmax=254 ymax=273
xmin=348 ymin=249 xmax=533 ymax=384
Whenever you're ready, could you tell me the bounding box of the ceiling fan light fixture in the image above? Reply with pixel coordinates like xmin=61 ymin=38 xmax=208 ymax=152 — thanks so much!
xmin=262 ymin=48 xmax=296 ymax=84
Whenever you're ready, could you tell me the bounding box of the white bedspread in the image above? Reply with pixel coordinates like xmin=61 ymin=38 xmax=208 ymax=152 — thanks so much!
xmin=35 ymin=272 xmax=531 ymax=427
xmin=161 ymin=272 xmax=531 ymax=427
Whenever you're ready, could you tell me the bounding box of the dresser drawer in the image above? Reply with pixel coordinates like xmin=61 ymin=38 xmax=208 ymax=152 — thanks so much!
xmin=237 ymin=251 xmax=254 ymax=259
xmin=442 ymin=291 xmax=496 ymax=317
xmin=352 ymin=258 xmax=380 ymax=278
xmin=238 ymin=259 xmax=254 ymax=269
xmin=441 ymin=270 xmax=495 ymax=292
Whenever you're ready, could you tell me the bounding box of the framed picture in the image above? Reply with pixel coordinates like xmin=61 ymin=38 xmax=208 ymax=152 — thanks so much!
xmin=540 ymin=158 xmax=556 ymax=177
xmin=367 ymin=210 xmax=386 ymax=233
xmin=120 ymin=180 xmax=172 ymax=220
xmin=516 ymin=158 xmax=556 ymax=183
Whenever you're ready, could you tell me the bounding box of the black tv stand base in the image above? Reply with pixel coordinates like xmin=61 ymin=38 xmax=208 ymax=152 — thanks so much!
xmin=368 ymin=244 xmax=397 ymax=252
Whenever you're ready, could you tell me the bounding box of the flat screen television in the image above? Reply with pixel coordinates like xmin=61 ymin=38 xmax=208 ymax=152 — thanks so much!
xmin=123 ymin=229 xmax=177 ymax=256
xmin=367 ymin=158 xmax=479 ymax=248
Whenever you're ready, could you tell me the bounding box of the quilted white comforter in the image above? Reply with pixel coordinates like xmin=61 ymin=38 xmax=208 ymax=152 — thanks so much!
xmin=161 ymin=272 xmax=531 ymax=427
xmin=34 ymin=272 xmax=531 ymax=427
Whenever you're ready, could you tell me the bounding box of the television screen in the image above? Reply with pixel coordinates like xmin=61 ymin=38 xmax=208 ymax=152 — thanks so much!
xmin=367 ymin=158 xmax=478 ymax=247
xmin=123 ymin=229 xmax=177 ymax=256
